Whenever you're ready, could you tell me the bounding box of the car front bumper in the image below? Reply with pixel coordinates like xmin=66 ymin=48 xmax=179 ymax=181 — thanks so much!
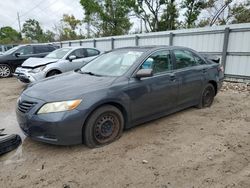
xmin=16 ymin=94 xmax=88 ymax=145
xmin=13 ymin=67 xmax=46 ymax=83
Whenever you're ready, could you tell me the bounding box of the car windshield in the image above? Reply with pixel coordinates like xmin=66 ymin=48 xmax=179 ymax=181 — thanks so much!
xmin=3 ymin=46 xmax=21 ymax=55
xmin=81 ymin=50 xmax=144 ymax=76
xmin=46 ymin=48 xmax=71 ymax=59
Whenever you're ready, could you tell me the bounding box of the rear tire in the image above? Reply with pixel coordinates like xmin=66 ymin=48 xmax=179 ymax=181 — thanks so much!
xmin=46 ymin=70 xmax=61 ymax=77
xmin=83 ymin=105 xmax=124 ymax=148
xmin=197 ymin=83 xmax=215 ymax=108
xmin=0 ymin=64 xmax=12 ymax=78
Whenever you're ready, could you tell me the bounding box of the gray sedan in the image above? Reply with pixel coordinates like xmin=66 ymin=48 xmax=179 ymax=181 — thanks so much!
xmin=16 ymin=46 xmax=224 ymax=147
xmin=14 ymin=47 xmax=100 ymax=83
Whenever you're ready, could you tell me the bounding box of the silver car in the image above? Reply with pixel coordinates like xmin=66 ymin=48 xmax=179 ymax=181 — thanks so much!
xmin=14 ymin=47 xmax=100 ymax=83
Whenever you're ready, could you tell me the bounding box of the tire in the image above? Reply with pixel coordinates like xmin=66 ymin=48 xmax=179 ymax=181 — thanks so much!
xmin=46 ymin=70 xmax=61 ymax=77
xmin=0 ymin=64 xmax=12 ymax=78
xmin=84 ymin=105 xmax=124 ymax=148
xmin=197 ymin=83 xmax=215 ymax=108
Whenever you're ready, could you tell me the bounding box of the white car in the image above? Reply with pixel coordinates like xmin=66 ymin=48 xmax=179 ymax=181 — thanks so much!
xmin=14 ymin=47 xmax=100 ymax=83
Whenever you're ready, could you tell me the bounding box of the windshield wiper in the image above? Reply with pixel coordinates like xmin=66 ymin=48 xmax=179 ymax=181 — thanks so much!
xmin=75 ymin=69 xmax=101 ymax=76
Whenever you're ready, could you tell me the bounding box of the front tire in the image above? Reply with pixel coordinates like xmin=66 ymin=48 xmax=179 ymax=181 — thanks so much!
xmin=197 ymin=83 xmax=215 ymax=108
xmin=0 ymin=64 xmax=12 ymax=78
xmin=84 ymin=105 xmax=124 ymax=148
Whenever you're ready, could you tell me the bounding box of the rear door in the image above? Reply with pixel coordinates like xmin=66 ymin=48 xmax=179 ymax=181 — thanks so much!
xmin=172 ymin=49 xmax=207 ymax=106
xmin=128 ymin=50 xmax=179 ymax=123
xmin=33 ymin=46 xmax=53 ymax=57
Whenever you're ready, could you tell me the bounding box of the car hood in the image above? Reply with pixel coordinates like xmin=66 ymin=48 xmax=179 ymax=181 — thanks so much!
xmin=22 ymin=57 xmax=59 ymax=68
xmin=23 ymin=71 xmax=117 ymax=101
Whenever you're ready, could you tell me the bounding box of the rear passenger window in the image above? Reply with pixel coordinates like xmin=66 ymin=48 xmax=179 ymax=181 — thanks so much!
xmin=141 ymin=50 xmax=173 ymax=74
xmin=34 ymin=46 xmax=50 ymax=53
xmin=173 ymin=50 xmax=207 ymax=69
xmin=87 ymin=49 xmax=100 ymax=57
xmin=192 ymin=53 xmax=206 ymax=65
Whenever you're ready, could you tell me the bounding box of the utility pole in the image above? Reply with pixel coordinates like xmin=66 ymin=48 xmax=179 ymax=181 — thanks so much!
xmin=17 ymin=12 xmax=22 ymax=34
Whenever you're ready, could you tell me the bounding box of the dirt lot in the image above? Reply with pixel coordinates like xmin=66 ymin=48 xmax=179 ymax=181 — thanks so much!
xmin=0 ymin=78 xmax=250 ymax=188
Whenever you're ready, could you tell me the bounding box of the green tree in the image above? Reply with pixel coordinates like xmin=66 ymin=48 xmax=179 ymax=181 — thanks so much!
xmin=22 ymin=19 xmax=44 ymax=42
xmin=230 ymin=2 xmax=250 ymax=24
xmin=133 ymin=0 xmax=166 ymax=32
xmin=181 ymin=0 xmax=207 ymax=28
xmin=159 ymin=0 xmax=179 ymax=30
xmin=0 ymin=26 xmax=21 ymax=44
xmin=80 ymin=0 xmax=134 ymax=37
xmin=58 ymin=14 xmax=83 ymax=40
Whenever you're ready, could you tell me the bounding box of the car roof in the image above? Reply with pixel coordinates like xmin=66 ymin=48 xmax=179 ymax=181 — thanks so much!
xmin=112 ymin=45 xmax=190 ymax=52
xmin=60 ymin=46 xmax=99 ymax=50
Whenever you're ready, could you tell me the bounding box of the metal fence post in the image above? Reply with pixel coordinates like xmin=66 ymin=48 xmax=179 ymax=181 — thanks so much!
xmin=93 ymin=39 xmax=96 ymax=48
xmin=135 ymin=35 xmax=139 ymax=46
xmin=169 ymin=32 xmax=174 ymax=46
xmin=60 ymin=42 xmax=62 ymax=48
xmin=111 ymin=38 xmax=114 ymax=49
xmin=69 ymin=41 xmax=71 ymax=47
xmin=221 ymin=27 xmax=230 ymax=69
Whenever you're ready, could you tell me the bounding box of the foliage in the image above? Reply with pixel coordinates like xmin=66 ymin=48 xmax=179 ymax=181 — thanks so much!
xmin=54 ymin=14 xmax=83 ymax=41
xmin=0 ymin=27 xmax=21 ymax=44
xmin=230 ymin=2 xmax=250 ymax=24
xmin=181 ymin=0 xmax=207 ymax=28
xmin=80 ymin=0 xmax=134 ymax=37
xmin=159 ymin=0 xmax=179 ymax=30
xmin=133 ymin=0 xmax=165 ymax=32
xmin=22 ymin=19 xmax=44 ymax=42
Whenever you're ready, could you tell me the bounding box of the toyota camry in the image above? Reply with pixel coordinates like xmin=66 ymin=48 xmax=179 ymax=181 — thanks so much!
xmin=16 ymin=46 xmax=224 ymax=148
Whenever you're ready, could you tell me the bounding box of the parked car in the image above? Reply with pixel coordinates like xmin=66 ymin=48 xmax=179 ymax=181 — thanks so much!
xmin=13 ymin=47 xmax=101 ymax=83
xmin=0 ymin=45 xmax=16 ymax=55
xmin=0 ymin=44 xmax=57 ymax=78
xmin=16 ymin=46 xmax=224 ymax=147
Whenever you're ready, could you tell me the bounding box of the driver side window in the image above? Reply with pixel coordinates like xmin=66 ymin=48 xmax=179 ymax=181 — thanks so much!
xmin=141 ymin=50 xmax=173 ymax=74
xmin=69 ymin=49 xmax=86 ymax=59
xmin=16 ymin=46 xmax=33 ymax=55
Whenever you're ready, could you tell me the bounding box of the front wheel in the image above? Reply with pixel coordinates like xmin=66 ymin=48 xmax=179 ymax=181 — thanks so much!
xmin=0 ymin=64 xmax=12 ymax=78
xmin=83 ymin=105 xmax=124 ymax=148
xmin=197 ymin=83 xmax=216 ymax=108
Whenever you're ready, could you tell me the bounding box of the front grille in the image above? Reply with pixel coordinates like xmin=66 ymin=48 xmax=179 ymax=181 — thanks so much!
xmin=18 ymin=101 xmax=37 ymax=113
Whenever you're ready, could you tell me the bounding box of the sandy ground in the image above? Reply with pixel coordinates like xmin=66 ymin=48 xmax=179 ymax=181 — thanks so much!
xmin=0 ymin=78 xmax=250 ymax=188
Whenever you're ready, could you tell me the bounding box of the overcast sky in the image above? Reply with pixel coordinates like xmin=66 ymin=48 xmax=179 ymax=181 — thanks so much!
xmin=0 ymin=0 xmax=141 ymax=34
xmin=0 ymin=0 xmax=245 ymax=35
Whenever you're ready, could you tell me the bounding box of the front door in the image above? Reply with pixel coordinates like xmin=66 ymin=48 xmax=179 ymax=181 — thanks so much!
xmin=65 ymin=48 xmax=88 ymax=71
xmin=127 ymin=50 xmax=179 ymax=123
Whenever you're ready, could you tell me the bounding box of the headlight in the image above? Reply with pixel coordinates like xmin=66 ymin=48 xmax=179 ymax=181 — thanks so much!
xmin=37 ymin=99 xmax=82 ymax=114
xmin=29 ymin=65 xmax=46 ymax=73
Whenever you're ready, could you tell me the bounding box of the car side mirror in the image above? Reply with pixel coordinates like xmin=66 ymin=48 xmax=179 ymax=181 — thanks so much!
xmin=15 ymin=52 xmax=20 ymax=57
xmin=69 ymin=55 xmax=76 ymax=62
xmin=136 ymin=69 xmax=153 ymax=79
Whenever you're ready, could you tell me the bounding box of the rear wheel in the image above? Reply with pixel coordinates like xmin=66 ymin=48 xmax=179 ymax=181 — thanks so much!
xmin=197 ymin=83 xmax=215 ymax=108
xmin=84 ymin=105 xmax=124 ymax=148
xmin=46 ymin=70 xmax=61 ymax=77
xmin=0 ymin=64 xmax=12 ymax=78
